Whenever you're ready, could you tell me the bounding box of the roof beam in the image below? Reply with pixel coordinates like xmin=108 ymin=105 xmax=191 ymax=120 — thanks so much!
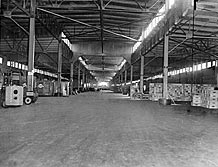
xmin=170 ymin=38 xmax=218 ymax=58
xmin=37 ymin=7 xmax=139 ymax=42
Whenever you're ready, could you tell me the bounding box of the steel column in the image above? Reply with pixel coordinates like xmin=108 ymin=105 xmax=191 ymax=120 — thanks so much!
xmin=2 ymin=56 xmax=7 ymax=73
xmin=121 ymin=72 xmax=123 ymax=84
xmin=82 ymin=69 xmax=85 ymax=89
xmin=163 ymin=35 xmax=169 ymax=99
xmin=163 ymin=0 xmax=169 ymax=100
xmin=57 ymin=34 xmax=62 ymax=96
xmin=70 ymin=62 xmax=74 ymax=94
xmin=124 ymin=68 xmax=127 ymax=85
xmin=216 ymin=60 xmax=218 ymax=87
xmin=85 ymin=72 xmax=88 ymax=89
xmin=130 ymin=65 xmax=133 ymax=85
xmin=86 ymin=74 xmax=88 ymax=88
xmin=27 ymin=0 xmax=36 ymax=93
xmin=140 ymin=55 xmax=144 ymax=93
xmin=78 ymin=63 xmax=81 ymax=90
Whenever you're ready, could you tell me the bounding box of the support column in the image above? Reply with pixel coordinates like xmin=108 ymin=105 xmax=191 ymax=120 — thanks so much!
xmin=124 ymin=64 xmax=127 ymax=86
xmin=163 ymin=0 xmax=169 ymax=100
xmin=216 ymin=60 xmax=218 ymax=87
xmin=85 ymin=72 xmax=88 ymax=89
xmin=163 ymin=35 xmax=169 ymax=99
xmin=78 ymin=62 xmax=81 ymax=90
xmin=121 ymin=72 xmax=123 ymax=84
xmin=2 ymin=56 xmax=8 ymax=73
xmin=70 ymin=61 xmax=74 ymax=94
xmin=130 ymin=65 xmax=133 ymax=85
xmin=27 ymin=0 xmax=36 ymax=94
xmin=57 ymin=34 xmax=62 ymax=96
xmin=82 ymin=69 xmax=85 ymax=89
xmin=140 ymin=55 xmax=144 ymax=93
xmin=86 ymin=75 xmax=88 ymax=88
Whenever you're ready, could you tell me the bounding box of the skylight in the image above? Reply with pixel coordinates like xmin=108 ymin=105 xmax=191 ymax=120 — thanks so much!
xmin=132 ymin=0 xmax=175 ymax=53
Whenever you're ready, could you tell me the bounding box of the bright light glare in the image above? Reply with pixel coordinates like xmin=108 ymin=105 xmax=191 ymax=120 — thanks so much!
xmin=169 ymin=0 xmax=175 ymax=9
xmin=61 ymin=32 xmax=75 ymax=52
xmin=133 ymin=0 xmax=176 ymax=53
xmin=98 ymin=82 xmax=109 ymax=87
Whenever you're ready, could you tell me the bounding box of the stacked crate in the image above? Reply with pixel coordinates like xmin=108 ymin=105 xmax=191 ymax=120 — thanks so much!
xmin=37 ymin=79 xmax=54 ymax=96
xmin=192 ymin=84 xmax=202 ymax=95
xmin=149 ymin=83 xmax=156 ymax=101
xmin=149 ymin=83 xmax=191 ymax=102
xmin=201 ymin=85 xmax=212 ymax=108
xmin=204 ymin=89 xmax=218 ymax=109
xmin=149 ymin=83 xmax=154 ymax=95
xmin=149 ymin=83 xmax=218 ymax=107
xmin=192 ymin=85 xmax=218 ymax=109
xmin=183 ymin=84 xmax=192 ymax=101
xmin=155 ymin=83 xmax=163 ymax=100
xmin=191 ymin=95 xmax=202 ymax=107
xmin=149 ymin=83 xmax=162 ymax=101
xmin=168 ymin=84 xmax=184 ymax=101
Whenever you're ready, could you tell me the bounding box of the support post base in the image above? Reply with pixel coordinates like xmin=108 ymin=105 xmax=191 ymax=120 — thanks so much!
xmin=159 ymin=98 xmax=171 ymax=105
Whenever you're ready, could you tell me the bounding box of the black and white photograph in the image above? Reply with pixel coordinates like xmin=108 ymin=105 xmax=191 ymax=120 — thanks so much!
xmin=1 ymin=0 xmax=218 ymax=166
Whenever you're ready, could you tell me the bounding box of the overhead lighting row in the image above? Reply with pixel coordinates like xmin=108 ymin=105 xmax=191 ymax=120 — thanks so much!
xmin=146 ymin=61 xmax=216 ymax=80
xmin=0 ymin=57 xmax=67 ymax=80
xmin=111 ymin=60 xmax=216 ymax=86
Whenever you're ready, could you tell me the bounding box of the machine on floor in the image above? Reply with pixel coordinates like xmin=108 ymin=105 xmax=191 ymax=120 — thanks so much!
xmin=3 ymin=85 xmax=23 ymax=107
xmin=0 ymin=72 xmax=38 ymax=107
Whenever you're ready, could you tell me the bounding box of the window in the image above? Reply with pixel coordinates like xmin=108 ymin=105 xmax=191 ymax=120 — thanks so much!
xmin=18 ymin=63 xmax=22 ymax=69
xmin=207 ymin=61 xmax=212 ymax=68
xmin=182 ymin=68 xmax=186 ymax=73
xmin=0 ymin=57 xmax=3 ymax=64
xmin=7 ymin=61 xmax=10 ymax=66
xmin=197 ymin=64 xmax=201 ymax=71
xmin=15 ymin=62 xmax=18 ymax=68
xmin=193 ymin=65 xmax=197 ymax=71
xmin=11 ymin=62 xmax=15 ymax=67
xmin=169 ymin=0 xmax=175 ymax=9
xmin=202 ymin=63 xmax=206 ymax=69
xmin=22 ymin=64 xmax=25 ymax=70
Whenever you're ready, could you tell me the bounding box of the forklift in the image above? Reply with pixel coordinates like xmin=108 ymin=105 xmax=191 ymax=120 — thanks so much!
xmin=0 ymin=71 xmax=38 ymax=107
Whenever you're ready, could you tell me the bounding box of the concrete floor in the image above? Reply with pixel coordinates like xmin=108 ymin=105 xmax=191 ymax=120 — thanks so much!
xmin=1 ymin=91 xmax=218 ymax=167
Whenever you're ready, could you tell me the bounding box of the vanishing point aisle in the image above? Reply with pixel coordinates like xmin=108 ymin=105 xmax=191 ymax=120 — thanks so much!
xmin=1 ymin=91 xmax=218 ymax=167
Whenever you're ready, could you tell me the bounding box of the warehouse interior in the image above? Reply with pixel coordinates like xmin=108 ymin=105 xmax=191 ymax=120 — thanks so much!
xmin=1 ymin=0 xmax=218 ymax=166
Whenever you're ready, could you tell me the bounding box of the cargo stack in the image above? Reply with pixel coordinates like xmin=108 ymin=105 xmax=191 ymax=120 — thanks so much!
xmin=149 ymin=83 xmax=218 ymax=107
xmin=191 ymin=95 xmax=202 ymax=107
xmin=168 ymin=84 xmax=183 ymax=101
xmin=202 ymin=88 xmax=218 ymax=109
xmin=192 ymin=84 xmax=202 ymax=95
xmin=183 ymin=84 xmax=192 ymax=101
xmin=149 ymin=83 xmax=193 ymax=102
xmin=37 ymin=79 xmax=54 ymax=96
xmin=149 ymin=83 xmax=162 ymax=101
